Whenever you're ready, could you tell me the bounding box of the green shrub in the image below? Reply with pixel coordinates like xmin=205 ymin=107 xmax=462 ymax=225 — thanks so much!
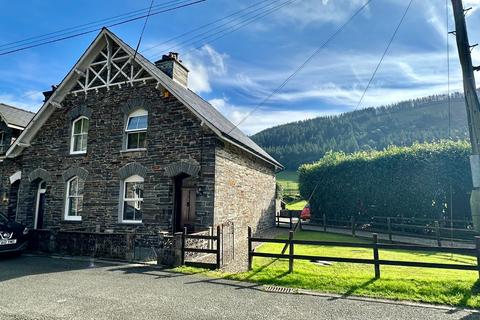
xmin=298 ymin=140 xmax=472 ymax=222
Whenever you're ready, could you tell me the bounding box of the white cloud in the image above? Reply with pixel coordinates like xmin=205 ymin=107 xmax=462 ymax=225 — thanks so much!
xmin=183 ymin=45 xmax=228 ymax=94
xmin=209 ymin=97 xmax=338 ymax=134
xmin=277 ymin=0 xmax=370 ymax=26
xmin=0 ymin=90 xmax=43 ymax=111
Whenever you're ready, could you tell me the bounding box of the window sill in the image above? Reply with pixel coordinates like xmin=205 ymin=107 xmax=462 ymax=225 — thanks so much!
xmin=119 ymin=221 xmax=143 ymax=225
xmin=69 ymin=152 xmax=87 ymax=156
xmin=120 ymin=148 xmax=147 ymax=153
xmin=63 ymin=219 xmax=82 ymax=223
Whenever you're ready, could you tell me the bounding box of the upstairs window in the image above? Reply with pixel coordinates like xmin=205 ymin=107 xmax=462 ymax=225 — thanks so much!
xmin=121 ymin=175 xmax=144 ymax=223
xmin=71 ymin=117 xmax=89 ymax=154
xmin=125 ymin=109 xmax=147 ymax=150
xmin=65 ymin=176 xmax=84 ymax=221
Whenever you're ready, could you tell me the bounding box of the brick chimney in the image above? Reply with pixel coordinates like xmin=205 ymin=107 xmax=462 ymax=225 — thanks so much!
xmin=155 ymin=52 xmax=189 ymax=87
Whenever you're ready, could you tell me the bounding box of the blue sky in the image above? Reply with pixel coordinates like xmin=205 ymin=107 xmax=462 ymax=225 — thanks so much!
xmin=0 ymin=0 xmax=479 ymax=134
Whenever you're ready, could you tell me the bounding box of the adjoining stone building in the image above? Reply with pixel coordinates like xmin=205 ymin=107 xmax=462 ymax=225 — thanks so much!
xmin=0 ymin=103 xmax=34 ymax=219
xmin=0 ymin=28 xmax=282 ymax=263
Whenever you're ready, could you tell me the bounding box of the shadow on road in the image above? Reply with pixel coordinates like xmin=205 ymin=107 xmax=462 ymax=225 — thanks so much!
xmin=0 ymin=254 xmax=114 ymax=283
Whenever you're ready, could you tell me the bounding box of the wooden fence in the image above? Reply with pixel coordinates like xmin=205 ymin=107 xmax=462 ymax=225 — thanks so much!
xmin=181 ymin=226 xmax=221 ymax=270
xmin=247 ymin=227 xmax=480 ymax=278
xmin=278 ymin=210 xmax=478 ymax=245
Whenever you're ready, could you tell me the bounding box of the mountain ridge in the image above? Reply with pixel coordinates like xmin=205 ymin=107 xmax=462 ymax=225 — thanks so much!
xmin=251 ymin=92 xmax=474 ymax=170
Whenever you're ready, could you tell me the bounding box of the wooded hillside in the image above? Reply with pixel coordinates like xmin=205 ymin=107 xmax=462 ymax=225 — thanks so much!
xmin=252 ymin=93 xmax=471 ymax=170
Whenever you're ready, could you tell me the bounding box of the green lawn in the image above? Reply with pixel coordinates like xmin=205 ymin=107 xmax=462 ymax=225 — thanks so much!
xmin=286 ymin=199 xmax=307 ymax=210
xmin=178 ymin=231 xmax=480 ymax=308
xmin=276 ymin=170 xmax=299 ymax=195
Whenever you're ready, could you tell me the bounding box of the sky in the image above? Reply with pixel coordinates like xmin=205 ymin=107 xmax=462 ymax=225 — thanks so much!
xmin=0 ymin=0 xmax=479 ymax=135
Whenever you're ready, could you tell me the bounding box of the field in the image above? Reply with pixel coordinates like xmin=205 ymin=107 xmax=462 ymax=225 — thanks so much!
xmin=180 ymin=231 xmax=480 ymax=308
xmin=276 ymin=171 xmax=299 ymax=195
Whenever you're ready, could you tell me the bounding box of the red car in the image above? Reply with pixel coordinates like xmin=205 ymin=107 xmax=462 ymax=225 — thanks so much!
xmin=300 ymin=205 xmax=311 ymax=220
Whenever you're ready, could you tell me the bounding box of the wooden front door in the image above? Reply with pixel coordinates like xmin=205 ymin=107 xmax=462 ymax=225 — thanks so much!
xmin=180 ymin=188 xmax=196 ymax=232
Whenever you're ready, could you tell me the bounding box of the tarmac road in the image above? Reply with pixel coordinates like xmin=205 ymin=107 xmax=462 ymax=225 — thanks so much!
xmin=0 ymin=255 xmax=478 ymax=320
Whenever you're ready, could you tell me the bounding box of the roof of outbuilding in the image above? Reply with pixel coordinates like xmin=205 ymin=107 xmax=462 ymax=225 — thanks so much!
xmin=0 ymin=103 xmax=35 ymax=129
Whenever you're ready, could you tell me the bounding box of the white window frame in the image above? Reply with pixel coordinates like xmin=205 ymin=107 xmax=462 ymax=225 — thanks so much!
xmin=64 ymin=176 xmax=83 ymax=221
xmin=125 ymin=109 xmax=148 ymax=151
xmin=70 ymin=116 xmax=89 ymax=155
xmin=121 ymin=175 xmax=144 ymax=224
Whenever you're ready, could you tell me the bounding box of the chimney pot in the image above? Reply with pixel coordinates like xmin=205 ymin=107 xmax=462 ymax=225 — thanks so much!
xmin=154 ymin=53 xmax=189 ymax=87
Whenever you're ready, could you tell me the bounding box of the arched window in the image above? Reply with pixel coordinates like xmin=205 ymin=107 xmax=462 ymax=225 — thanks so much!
xmin=70 ymin=116 xmax=89 ymax=154
xmin=64 ymin=176 xmax=84 ymax=221
xmin=125 ymin=109 xmax=147 ymax=150
xmin=121 ymin=175 xmax=144 ymax=223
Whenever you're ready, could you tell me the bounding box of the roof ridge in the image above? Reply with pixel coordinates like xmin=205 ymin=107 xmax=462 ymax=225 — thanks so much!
xmin=0 ymin=103 xmax=36 ymax=114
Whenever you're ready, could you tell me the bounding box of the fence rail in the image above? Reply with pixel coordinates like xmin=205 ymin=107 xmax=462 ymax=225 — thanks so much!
xmin=277 ymin=210 xmax=479 ymax=245
xmin=248 ymin=227 xmax=480 ymax=278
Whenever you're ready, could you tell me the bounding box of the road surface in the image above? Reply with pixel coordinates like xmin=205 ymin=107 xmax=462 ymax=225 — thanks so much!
xmin=0 ymin=255 xmax=478 ymax=320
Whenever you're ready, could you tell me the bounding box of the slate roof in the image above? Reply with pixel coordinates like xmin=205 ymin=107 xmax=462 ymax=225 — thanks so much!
xmin=0 ymin=103 xmax=35 ymax=129
xmin=108 ymin=30 xmax=282 ymax=168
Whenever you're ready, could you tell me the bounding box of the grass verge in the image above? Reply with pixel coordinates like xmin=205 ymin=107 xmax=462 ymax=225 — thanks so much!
xmin=176 ymin=231 xmax=480 ymax=308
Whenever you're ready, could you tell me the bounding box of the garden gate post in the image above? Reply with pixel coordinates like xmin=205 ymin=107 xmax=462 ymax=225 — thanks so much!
xmin=323 ymin=214 xmax=327 ymax=232
xmin=373 ymin=233 xmax=380 ymax=279
xmin=216 ymin=225 xmax=221 ymax=269
xmin=248 ymin=226 xmax=253 ymax=271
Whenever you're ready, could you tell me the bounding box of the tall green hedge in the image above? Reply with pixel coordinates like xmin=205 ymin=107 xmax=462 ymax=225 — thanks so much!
xmin=298 ymin=140 xmax=473 ymax=221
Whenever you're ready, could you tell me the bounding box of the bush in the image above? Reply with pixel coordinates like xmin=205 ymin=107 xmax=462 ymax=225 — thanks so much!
xmin=298 ymin=140 xmax=472 ymax=222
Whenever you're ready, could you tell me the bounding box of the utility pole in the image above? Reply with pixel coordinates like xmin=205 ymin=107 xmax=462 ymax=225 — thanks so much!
xmin=451 ymin=0 xmax=480 ymax=231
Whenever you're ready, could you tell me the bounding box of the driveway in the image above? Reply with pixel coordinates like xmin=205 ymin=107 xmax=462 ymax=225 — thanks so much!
xmin=0 ymin=255 xmax=478 ymax=320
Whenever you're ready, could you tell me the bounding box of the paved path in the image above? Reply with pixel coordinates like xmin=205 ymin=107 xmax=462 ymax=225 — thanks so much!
xmin=0 ymin=255 xmax=478 ymax=320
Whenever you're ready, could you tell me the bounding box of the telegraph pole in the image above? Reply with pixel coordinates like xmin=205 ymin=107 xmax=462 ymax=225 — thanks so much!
xmin=451 ymin=0 xmax=480 ymax=231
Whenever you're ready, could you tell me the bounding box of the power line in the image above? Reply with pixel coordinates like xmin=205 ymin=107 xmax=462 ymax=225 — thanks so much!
xmin=227 ymin=0 xmax=373 ymax=134
xmin=145 ymin=0 xmax=297 ymax=59
xmin=181 ymin=0 xmax=298 ymax=55
xmin=0 ymin=0 xmax=206 ymax=56
xmin=141 ymin=0 xmax=282 ymax=55
xmin=134 ymin=0 xmax=156 ymax=61
xmin=0 ymin=0 xmax=187 ymax=51
xmin=355 ymin=0 xmax=414 ymax=109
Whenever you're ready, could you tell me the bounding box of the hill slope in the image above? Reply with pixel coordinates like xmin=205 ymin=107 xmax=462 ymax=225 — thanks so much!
xmin=252 ymin=93 xmax=471 ymax=170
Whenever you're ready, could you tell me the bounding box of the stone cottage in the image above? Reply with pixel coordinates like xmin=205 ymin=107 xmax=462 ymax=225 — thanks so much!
xmin=0 ymin=103 xmax=34 ymax=219
xmin=0 ymin=28 xmax=282 ymax=262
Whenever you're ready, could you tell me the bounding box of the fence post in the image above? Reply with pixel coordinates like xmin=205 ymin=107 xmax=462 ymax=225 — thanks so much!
xmin=209 ymin=226 xmax=213 ymax=250
xmin=216 ymin=225 xmax=221 ymax=269
xmin=373 ymin=233 xmax=380 ymax=279
xmin=323 ymin=213 xmax=327 ymax=232
xmin=475 ymin=237 xmax=480 ymax=279
xmin=289 ymin=210 xmax=293 ymax=230
xmin=180 ymin=231 xmax=185 ymax=266
xmin=387 ymin=217 xmax=393 ymax=243
xmin=288 ymin=230 xmax=294 ymax=273
xmin=276 ymin=212 xmax=279 ymax=228
xmin=351 ymin=216 xmax=356 ymax=237
xmin=435 ymin=221 xmax=441 ymax=247
xmin=248 ymin=226 xmax=253 ymax=271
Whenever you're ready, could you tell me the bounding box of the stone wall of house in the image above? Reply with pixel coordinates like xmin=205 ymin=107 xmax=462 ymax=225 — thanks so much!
xmin=12 ymin=81 xmax=217 ymax=234
xmin=0 ymin=157 xmax=23 ymax=219
xmin=214 ymin=142 xmax=276 ymax=268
